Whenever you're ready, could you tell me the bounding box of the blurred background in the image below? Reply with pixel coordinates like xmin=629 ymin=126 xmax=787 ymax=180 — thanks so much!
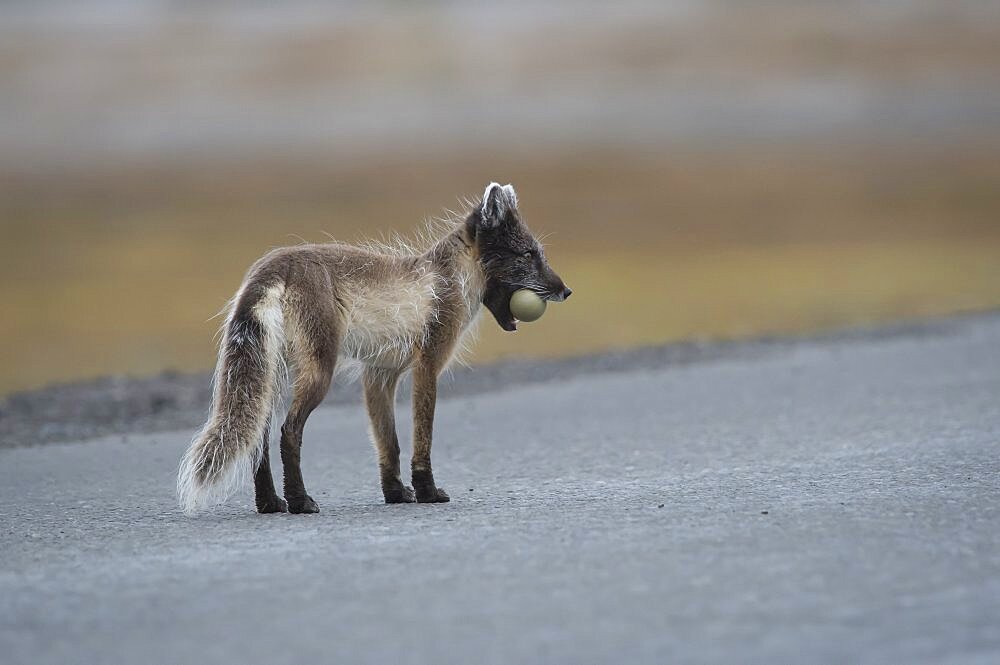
xmin=2 ymin=0 xmax=1000 ymax=396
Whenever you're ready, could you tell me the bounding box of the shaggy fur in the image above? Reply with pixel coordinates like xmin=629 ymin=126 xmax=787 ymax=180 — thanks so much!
xmin=177 ymin=182 xmax=570 ymax=514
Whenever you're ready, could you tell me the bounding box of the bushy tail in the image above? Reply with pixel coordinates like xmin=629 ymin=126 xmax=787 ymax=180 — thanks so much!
xmin=177 ymin=280 xmax=286 ymax=514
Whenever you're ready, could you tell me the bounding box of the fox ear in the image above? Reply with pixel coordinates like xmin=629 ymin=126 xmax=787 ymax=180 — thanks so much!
xmin=501 ymin=183 xmax=518 ymax=208
xmin=480 ymin=182 xmax=517 ymax=228
xmin=480 ymin=182 xmax=505 ymax=228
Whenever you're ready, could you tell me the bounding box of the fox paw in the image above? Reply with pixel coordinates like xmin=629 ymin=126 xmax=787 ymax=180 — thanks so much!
xmin=286 ymin=495 xmax=320 ymax=514
xmin=383 ymin=483 xmax=417 ymax=504
xmin=412 ymin=469 xmax=450 ymax=503
xmin=416 ymin=486 xmax=450 ymax=503
xmin=256 ymin=496 xmax=288 ymax=514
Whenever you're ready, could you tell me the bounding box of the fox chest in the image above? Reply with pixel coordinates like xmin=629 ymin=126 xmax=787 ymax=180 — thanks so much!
xmin=338 ymin=279 xmax=437 ymax=368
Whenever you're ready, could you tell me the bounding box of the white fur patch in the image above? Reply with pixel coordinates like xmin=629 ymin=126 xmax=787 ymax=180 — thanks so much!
xmin=339 ymin=264 xmax=438 ymax=369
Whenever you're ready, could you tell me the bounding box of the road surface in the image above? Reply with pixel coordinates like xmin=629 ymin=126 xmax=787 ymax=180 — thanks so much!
xmin=2 ymin=315 xmax=999 ymax=664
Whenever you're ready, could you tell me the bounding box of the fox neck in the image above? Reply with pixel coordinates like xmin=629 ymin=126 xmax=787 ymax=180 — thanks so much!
xmin=425 ymin=224 xmax=486 ymax=323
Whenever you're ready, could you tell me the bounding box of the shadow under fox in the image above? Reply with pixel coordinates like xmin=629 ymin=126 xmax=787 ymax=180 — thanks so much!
xmin=178 ymin=183 xmax=571 ymax=514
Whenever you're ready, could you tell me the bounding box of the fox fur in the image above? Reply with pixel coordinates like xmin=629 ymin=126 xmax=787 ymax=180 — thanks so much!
xmin=177 ymin=182 xmax=571 ymax=514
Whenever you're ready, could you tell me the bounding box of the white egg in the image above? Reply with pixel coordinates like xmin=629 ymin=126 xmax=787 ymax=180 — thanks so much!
xmin=509 ymin=289 xmax=546 ymax=322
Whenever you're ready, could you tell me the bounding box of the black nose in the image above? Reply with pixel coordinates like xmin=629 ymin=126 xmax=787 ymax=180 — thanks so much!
xmin=562 ymin=287 xmax=573 ymax=300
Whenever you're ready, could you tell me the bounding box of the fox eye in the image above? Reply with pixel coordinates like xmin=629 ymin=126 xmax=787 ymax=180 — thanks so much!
xmin=522 ymin=250 xmax=533 ymax=259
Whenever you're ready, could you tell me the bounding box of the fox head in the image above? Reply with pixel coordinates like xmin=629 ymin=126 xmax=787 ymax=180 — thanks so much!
xmin=469 ymin=182 xmax=572 ymax=331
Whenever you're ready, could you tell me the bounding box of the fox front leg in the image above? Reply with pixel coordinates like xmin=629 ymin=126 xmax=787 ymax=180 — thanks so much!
xmin=410 ymin=358 xmax=450 ymax=503
xmin=362 ymin=367 xmax=415 ymax=504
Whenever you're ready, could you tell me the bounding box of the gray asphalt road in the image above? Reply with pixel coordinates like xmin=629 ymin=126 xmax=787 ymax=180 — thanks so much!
xmin=2 ymin=316 xmax=999 ymax=664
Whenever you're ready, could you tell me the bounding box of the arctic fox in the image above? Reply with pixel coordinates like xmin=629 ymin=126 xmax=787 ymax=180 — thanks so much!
xmin=178 ymin=182 xmax=571 ymax=514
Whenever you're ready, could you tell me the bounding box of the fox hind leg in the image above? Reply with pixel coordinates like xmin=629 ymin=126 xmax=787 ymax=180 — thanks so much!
xmin=254 ymin=418 xmax=287 ymax=513
xmin=280 ymin=359 xmax=333 ymax=514
xmin=280 ymin=293 xmax=339 ymax=514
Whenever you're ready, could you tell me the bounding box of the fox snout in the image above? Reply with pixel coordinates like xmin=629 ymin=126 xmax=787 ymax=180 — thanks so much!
xmin=548 ymin=285 xmax=572 ymax=302
xmin=542 ymin=268 xmax=572 ymax=302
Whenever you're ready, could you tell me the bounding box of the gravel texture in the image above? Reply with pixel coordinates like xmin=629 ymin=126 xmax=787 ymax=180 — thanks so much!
xmin=1 ymin=312 xmax=999 ymax=664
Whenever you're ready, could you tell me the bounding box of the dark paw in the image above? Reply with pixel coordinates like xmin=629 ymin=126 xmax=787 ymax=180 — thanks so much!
xmin=286 ymin=494 xmax=320 ymax=514
xmin=415 ymin=486 xmax=450 ymax=503
xmin=412 ymin=468 xmax=450 ymax=503
xmin=383 ymin=483 xmax=416 ymax=504
xmin=256 ymin=496 xmax=288 ymax=514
